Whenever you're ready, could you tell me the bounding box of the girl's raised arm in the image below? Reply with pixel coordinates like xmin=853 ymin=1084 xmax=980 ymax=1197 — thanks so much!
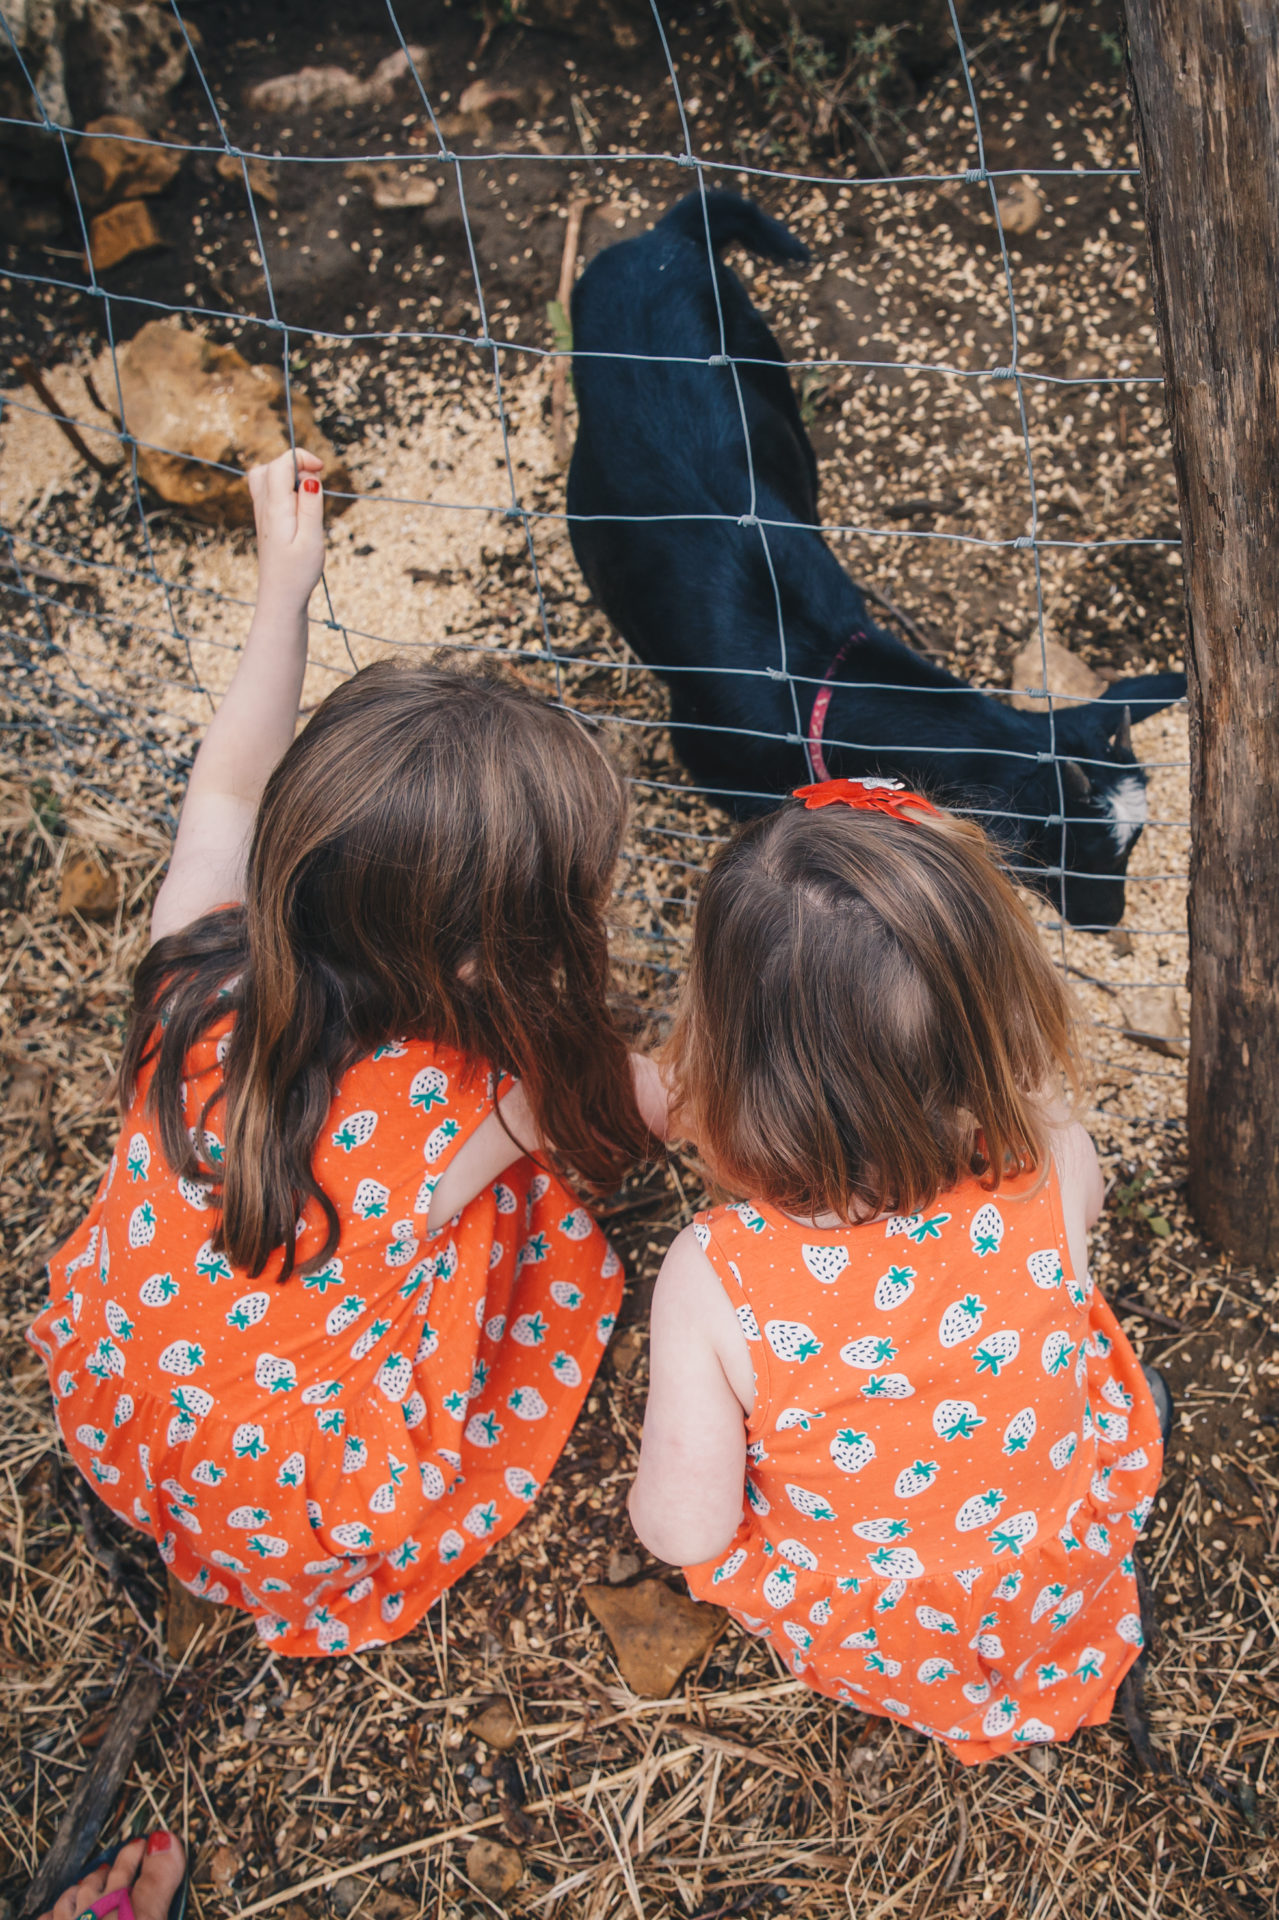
xmin=150 ymin=449 xmax=327 ymax=943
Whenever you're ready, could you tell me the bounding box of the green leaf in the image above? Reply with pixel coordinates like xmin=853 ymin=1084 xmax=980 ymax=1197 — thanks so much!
xmin=546 ymin=299 xmax=573 ymax=354
xmin=1146 ymin=1215 xmax=1172 ymax=1238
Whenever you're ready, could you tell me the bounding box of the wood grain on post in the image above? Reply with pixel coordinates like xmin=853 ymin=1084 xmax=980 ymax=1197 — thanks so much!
xmin=1123 ymin=0 xmax=1279 ymax=1263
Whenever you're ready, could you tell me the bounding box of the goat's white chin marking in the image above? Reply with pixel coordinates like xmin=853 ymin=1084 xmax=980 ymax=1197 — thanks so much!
xmin=1106 ymin=775 xmax=1148 ymax=853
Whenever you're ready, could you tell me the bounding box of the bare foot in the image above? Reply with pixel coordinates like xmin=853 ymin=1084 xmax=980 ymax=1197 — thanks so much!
xmin=40 ymin=1832 xmax=186 ymax=1920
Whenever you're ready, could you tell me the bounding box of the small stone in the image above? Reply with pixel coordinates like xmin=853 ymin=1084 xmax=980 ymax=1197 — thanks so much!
xmin=1008 ymin=638 xmax=1106 ymax=713
xmin=75 ymin=115 xmax=181 ymax=209
xmin=465 ymin=1839 xmax=522 ymax=1900
xmin=215 ymin=151 xmax=278 ymax=206
xmin=343 ymin=163 xmax=440 ymax=212
xmin=329 ymin=1877 xmax=364 ymax=1916
xmin=996 ymin=175 xmax=1044 ymax=238
xmin=607 ymin=1545 xmax=641 ymax=1585
xmin=246 ymin=48 xmax=428 ymax=116
xmin=1119 ymin=986 xmax=1188 ymax=1059
xmin=583 ymin=1579 xmax=727 ymax=1697
xmin=1106 ymin=927 xmax=1136 ymax=958
xmin=58 ymin=850 xmax=119 ymax=919
xmin=208 ymin=1846 xmax=241 ymax=1893
xmin=470 ymin=1697 xmax=520 ymax=1751
xmin=87 ymin=199 xmax=163 ymax=272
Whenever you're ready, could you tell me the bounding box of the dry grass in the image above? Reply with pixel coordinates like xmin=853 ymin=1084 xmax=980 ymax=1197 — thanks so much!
xmin=2 ymin=4 xmax=1278 ymax=1917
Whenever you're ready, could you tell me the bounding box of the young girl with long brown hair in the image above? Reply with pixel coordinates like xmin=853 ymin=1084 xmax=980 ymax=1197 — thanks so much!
xmin=28 ymin=451 xmax=662 ymax=1657
xmin=630 ymin=779 xmax=1166 ymax=1762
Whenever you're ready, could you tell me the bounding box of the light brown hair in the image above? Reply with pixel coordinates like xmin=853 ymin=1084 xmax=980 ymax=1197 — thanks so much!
xmin=666 ymin=800 xmax=1078 ymax=1222
xmin=121 ymin=661 xmax=650 ymax=1278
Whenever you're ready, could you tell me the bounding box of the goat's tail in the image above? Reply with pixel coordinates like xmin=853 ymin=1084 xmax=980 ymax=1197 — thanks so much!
xmin=660 ymin=188 xmax=810 ymax=265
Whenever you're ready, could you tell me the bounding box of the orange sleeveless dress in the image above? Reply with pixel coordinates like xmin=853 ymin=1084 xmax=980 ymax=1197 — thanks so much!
xmin=682 ymin=1168 xmax=1163 ymax=1763
xmin=26 ymin=1021 xmax=622 ymax=1657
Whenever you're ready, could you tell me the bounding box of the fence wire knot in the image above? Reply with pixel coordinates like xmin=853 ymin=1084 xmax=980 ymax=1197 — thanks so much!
xmin=738 ymin=513 xmax=759 ymax=528
xmin=708 ymin=353 xmax=729 ymax=367
xmin=990 ymin=366 xmax=1015 ymax=380
xmin=1013 ymin=534 xmax=1035 ymax=549
xmin=964 ymin=167 xmax=987 ymax=183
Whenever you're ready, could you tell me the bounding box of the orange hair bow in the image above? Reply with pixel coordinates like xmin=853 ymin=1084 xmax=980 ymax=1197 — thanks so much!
xmin=792 ymin=776 xmax=941 ymax=821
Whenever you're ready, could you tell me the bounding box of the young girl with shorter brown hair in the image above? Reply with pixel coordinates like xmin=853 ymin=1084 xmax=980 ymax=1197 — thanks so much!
xmin=630 ymin=779 xmax=1165 ymax=1763
xmin=28 ymin=451 xmax=664 ymax=1657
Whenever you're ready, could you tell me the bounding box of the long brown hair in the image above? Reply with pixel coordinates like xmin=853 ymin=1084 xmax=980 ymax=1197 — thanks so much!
xmin=121 ymin=661 xmax=650 ymax=1278
xmin=666 ymin=800 xmax=1078 ymax=1223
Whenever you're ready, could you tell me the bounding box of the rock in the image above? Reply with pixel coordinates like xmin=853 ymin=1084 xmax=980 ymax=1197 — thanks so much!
xmin=1106 ymin=927 xmax=1136 ymax=959
xmin=1118 ymin=987 xmax=1188 ymax=1059
xmin=465 ymin=1839 xmax=522 ymax=1900
xmin=246 ymin=47 xmax=428 ymax=117
xmin=208 ymin=1846 xmax=242 ymax=1894
xmin=343 ymin=161 xmax=439 ymax=212
xmin=114 ymin=321 xmax=351 ymax=527
xmin=470 ymin=1697 xmax=521 ymax=1751
xmin=1008 ymin=638 xmax=1106 ymax=713
xmin=165 ymin=1569 xmax=222 ymax=1660
xmin=583 ymin=1579 xmax=727 ymax=1697
xmin=87 ymin=197 xmax=162 ymax=271
xmin=58 ymin=849 xmax=118 ymax=918
xmin=329 ymin=1878 xmax=364 ymax=1917
xmin=607 ymin=1545 xmax=641 ymax=1585
xmin=75 ymin=115 xmax=180 ymax=209
xmin=996 ymin=175 xmax=1045 ymax=239
xmin=215 ymin=151 xmax=278 ymax=205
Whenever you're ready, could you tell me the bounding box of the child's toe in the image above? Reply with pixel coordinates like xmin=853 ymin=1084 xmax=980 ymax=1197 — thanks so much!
xmin=123 ymin=1833 xmax=186 ymax=1920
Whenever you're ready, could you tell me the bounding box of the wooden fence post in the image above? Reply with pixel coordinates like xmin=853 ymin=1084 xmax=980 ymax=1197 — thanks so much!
xmin=1122 ymin=0 xmax=1279 ymax=1266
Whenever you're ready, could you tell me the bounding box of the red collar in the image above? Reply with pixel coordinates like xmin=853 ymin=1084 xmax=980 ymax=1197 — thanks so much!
xmin=807 ymin=628 xmax=866 ymax=783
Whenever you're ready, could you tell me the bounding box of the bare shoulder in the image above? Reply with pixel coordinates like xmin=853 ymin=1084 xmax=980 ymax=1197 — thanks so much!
xmin=652 ymin=1222 xmax=755 ymax=1413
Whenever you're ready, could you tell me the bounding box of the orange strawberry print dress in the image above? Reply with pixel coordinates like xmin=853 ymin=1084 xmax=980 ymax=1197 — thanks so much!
xmin=26 ymin=1020 xmax=622 ymax=1657
xmin=682 ymin=1167 xmax=1163 ymax=1762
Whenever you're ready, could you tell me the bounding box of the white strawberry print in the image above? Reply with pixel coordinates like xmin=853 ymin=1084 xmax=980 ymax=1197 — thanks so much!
xmin=277 ymin=1451 xmax=306 ymax=1489
xmin=786 ymin=1483 xmax=838 ymax=1522
xmin=860 ymin=1373 xmax=914 ymax=1401
xmin=989 ymin=1509 xmax=1038 ymax=1556
xmin=324 ymin=1295 xmax=366 ymax=1338
xmin=1041 ymin=1330 xmax=1075 ymax=1378
xmin=801 ymin=1243 xmax=849 ymax=1285
xmin=736 ymin=1304 xmax=762 ymax=1343
xmin=974 ymin=1330 xmax=1020 ymax=1378
xmin=1102 ymin=1378 xmax=1134 ymax=1411
xmin=829 ymin=1428 xmax=875 ymax=1475
xmin=493 ymin=1182 xmax=517 ymax=1216
xmin=125 ymin=1132 xmax=150 ymax=1182
xmin=227 ymin=1291 xmax=270 ymax=1332
xmin=172 ymin=1384 xmax=213 ymax=1420
xmin=1048 ymin=1431 xmax=1077 ymax=1469
xmin=409 ymin=1065 xmax=448 ymax=1112
xmin=464 ymin=1501 xmax=499 ymax=1539
xmin=76 ymin=1423 xmax=108 ymax=1451
xmin=550 ymin=1352 xmax=582 ymax=1388
xmin=776 ymin=1407 xmax=823 ymax=1433
xmin=104 ymin=1300 xmax=134 ymax=1343
xmin=782 ymin=1621 xmax=813 ymax=1652
xmin=227 ymin=1504 xmax=272 ymax=1530
xmin=840 ymin=1625 xmax=878 ymax=1651
xmin=734 ymin=1202 xmax=766 ymax=1233
xmin=507 ymin=1386 xmax=548 ymax=1422
xmin=424 ymin=1118 xmax=461 ymax=1164
xmin=765 ymin=1319 xmax=823 ymax=1364
xmin=384 ymin=1220 xmax=419 ymax=1268
xmin=1116 ymin=1612 xmax=1144 ymax=1647
xmin=438 ymin=1528 xmax=466 ymax=1564
xmin=889 ymin=1210 xmax=951 ymax=1245
xmin=254 ymin=1353 xmax=296 ymax=1394
xmin=962 ymin=1678 xmax=991 ymax=1705
xmin=332 ymin=1521 xmax=376 ymax=1553
xmin=195 ymin=1241 xmax=233 ymax=1283
xmin=840 ymin=1335 xmax=898 ymax=1370
xmin=528 ymin=1172 xmax=551 ymax=1205
xmin=232 ymin=1423 xmax=268 ymax=1461
xmin=113 ymin=1394 xmax=134 ymax=1428
xmin=762 ymin=1565 xmax=797 ymax=1609
xmin=504 ymin=1466 xmax=538 ymax=1503
xmin=969 ymin=1203 xmax=1004 ymax=1256
xmin=915 ymin=1605 xmax=958 ymax=1634
xmin=932 ymin=1399 xmax=985 ymax=1442
xmin=712 ymin=1547 xmax=747 ymax=1584
xmin=158 ymin=1339 xmax=204 ymax=1376
xmin=1083 ymin=1522 xmax=1111 ymax=1555
xmin=1002 ymin=1407 xmax=1036 ymax=1456
xmin=1030 ymin=1582 xmax=1067 ymax=1625
xmin=332 ymin=1110 xmax=378 ymax=1153
xmin=558 ymin=1208 xmax=592 ymax=1241
xmin=1027 ymin=1248 xmax=1064 ymax=1290
xmin=127 ymin=1202 xmax=157 ymax=1249
xmin=1013 ymin=1719 xmax=1056 ymax=1744
xmin=350 ymin=1319 xmax=392 ymax=1362
xmin=917 ymin=1656 xmax=958 ymax=1685
xmin=852 ymin=1517 xmax=912 ymax=1544
xmin=510 ymin=1312 xmax=549 ymax=1348
xmin=873 ymin=1264 xmax=916 ymax=1311
xmin=352 ymin=1178 xmax=390 ymax=1221
xmin=177 ymin=1176 xmax=213 ymax=1211
xmin=981 ymin=1695 xmax=1020 ymax=1738
xmin=776 ymin=1538 xmax=819 ymax=1570
xmin=866 ymin=1545 xmax=923 ymax=1579
xmin=601 ymin=1244 xmax=622 ymax=1278
xmin=433 ymin=1240 xmax=459 ymax=1283
xmin=595 ymin=1312 xmax=615 ymax=1345
xmin=368 ymin=1482 xmax=398 ymax=1516
xmin=938 ymin=1294 xmax=986 ymax=1347
xmin=1115 ymin=1446 xmax=1150 ymax=1474
xmin=375 ymin=1352 xmax=412 ymax=1402
xmin=956 ymin=1488 xmax=1006 ymax=1531
xmin=342 ymin=1437 xmax=368 ymax=1473
xmin=894 ymin=1459 xmax=939 ymax=1499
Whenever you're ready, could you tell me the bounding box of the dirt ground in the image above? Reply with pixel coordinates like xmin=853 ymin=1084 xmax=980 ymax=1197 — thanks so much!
xmin=2 ymin=3 xmax=1278 ymax=1917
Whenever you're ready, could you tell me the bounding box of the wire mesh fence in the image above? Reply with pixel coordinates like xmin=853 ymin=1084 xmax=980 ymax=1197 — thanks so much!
xmin=0 ymin=0 xmax=1189 ymax=1092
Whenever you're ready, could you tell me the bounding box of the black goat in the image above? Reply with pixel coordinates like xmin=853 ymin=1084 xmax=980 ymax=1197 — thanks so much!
xmin=566 ymin=190 xmax=1186 ymax=929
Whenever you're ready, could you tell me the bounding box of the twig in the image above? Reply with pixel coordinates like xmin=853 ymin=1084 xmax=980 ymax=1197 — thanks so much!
xmin=860 ymin=583 xmax=948 ymax=657
xmin=22 ymin=1664 xmax=164 ymax=1916
xmin=551 ymin=198 xmax=592 ymax=467
xmin=13 ymin=358 xmax=116 ymax=481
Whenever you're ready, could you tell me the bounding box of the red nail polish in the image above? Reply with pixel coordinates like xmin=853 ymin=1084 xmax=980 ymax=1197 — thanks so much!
xmin=147 ymin=1832 xmax=172 ymax=1854
xmin=302 ymin=478 xmax=320 ymax=494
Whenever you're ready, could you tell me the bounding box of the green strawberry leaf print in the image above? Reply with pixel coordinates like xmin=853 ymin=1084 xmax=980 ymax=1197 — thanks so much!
xmin=390 ymin=1538 xmax=421 ymax=1570
xmin=906 ymin=1212 xmax=951 ymax=1244
xmin=1037 ymin=1662 xmax=1067 ymax=1686
xmin=305 ymin=1265 xmax=345 ymax=1294
xmin=471 ymin=1502 xmax=499 ymax=1535
xmin=1075 ymin=1651 xmax=1103 ymax=1683
xmin=318 ymin=1410 xmax=345 ymax=1436
xmin=989 ymin=1525 xmax=1025 ymax=1556
xmin=235 ymin=1431 xmax=268 ymax=1461
xmin=443 ymin=1391 xmax=467 ymax=1420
